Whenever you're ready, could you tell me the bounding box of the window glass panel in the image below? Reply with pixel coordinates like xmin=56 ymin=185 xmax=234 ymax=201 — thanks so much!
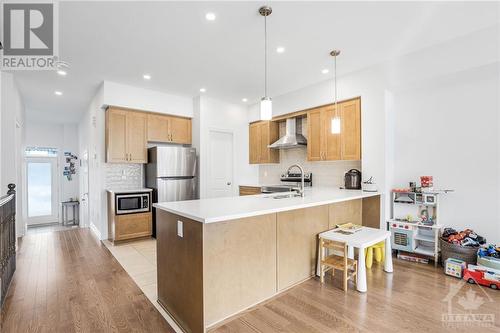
xmin=25 ymin=147 xmax=58 ymax=157
xmin=27 ymin=162 xmax=53 ymax=217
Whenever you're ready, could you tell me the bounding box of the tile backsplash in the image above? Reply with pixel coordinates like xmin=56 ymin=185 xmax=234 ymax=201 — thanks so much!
xmin=259 ymin=149 xmax=361 ymax=188
xmin=104 ymin=163 xmax=144 ymax=190
xmin=259 ymin=119 xmax=361 ymax=187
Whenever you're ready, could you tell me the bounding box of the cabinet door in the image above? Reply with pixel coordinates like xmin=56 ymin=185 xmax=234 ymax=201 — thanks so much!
xmin=307 ymin=109 xmax=323 ymax=161
xmin=323 ymin=104 xmax=341 ymax=161
xmin=257 ymin=122 xmax=280 ymax=164
xmin=249 ymin=123 xmax=261 ymax=164
xmin=340 ymin=99 xmax=361 ymax=160
xmin=169 ymin=116 xmax=192 ymax=144
xmin=277 ymin=205 xmax=329 ymax=291
xmin=147 ymin=114 xmax=170 ymax=142
xmin=126 ymin=112 xmax=148 ymax=163
xmin=106 ymin=108 xmax=128 ymax=163
xmin=115 ymin=212 xmax=152 ymax=241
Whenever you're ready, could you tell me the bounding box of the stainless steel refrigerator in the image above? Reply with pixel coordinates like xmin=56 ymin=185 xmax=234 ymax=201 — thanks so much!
xmin=146 ymin=146 xmax=197 ymax=237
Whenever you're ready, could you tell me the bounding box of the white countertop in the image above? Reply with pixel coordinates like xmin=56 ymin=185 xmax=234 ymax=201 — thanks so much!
xmin=154 ymin=187 xmax=381 ymax=223
xmin=106 ymin=188 xmax=153 ymax=194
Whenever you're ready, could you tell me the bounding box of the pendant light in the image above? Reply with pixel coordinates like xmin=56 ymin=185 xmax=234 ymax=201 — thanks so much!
xmin=259 ymin=6 xmax=272 ymax=120
xmin=330 ymin=50 xmax=341 ymax=134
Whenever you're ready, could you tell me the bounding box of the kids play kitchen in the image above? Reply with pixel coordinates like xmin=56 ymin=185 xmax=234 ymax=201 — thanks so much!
xmin=388 ymin=176 xmax=447 ymax=266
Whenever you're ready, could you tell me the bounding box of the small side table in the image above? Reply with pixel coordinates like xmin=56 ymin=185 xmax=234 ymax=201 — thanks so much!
xmin=61 ymin=201 xmax=79 ymax=226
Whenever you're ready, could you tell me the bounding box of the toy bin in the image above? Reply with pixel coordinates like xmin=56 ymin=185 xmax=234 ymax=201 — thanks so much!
xmin=440 ymin=238 xmax=477 ymax=266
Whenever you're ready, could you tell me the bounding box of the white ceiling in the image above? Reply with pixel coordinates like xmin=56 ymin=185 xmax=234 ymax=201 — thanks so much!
xmin=10 ymin=1 xmax=499 ymax=123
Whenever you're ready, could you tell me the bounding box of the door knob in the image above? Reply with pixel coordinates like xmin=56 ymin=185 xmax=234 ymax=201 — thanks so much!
xmin=227 ymin=182 xmax=232 ymax=186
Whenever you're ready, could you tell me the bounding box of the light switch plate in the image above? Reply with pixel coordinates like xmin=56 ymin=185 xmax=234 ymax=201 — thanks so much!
xmin=177 ymin=221 xmax=183 ymax=238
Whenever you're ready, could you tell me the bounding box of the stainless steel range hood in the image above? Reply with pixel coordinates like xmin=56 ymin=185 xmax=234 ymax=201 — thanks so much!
xmin=268 ymin=118 xmax=307 ymax=149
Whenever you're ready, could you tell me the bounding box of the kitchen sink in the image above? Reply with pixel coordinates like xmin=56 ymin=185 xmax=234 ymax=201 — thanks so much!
xmin=261 ymin=185 xmax=296 ymax=193
xmin=271 ymin=193 xmax=302 ymax=199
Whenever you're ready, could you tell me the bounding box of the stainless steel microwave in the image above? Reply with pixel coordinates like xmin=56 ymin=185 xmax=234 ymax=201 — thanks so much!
xmin=115 ymin=193 xmax=150 ymax=215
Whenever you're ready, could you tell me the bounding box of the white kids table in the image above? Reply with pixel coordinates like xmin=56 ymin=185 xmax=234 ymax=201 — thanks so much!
xmin=317 ymin=227 xmax=393 ymax=292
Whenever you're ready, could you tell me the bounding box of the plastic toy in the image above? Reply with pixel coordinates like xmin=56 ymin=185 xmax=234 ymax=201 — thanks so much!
xmin=463 ymin=265 xmax=500 ymax=290
xmin=445 ymin=258 xmax=466 ymax=278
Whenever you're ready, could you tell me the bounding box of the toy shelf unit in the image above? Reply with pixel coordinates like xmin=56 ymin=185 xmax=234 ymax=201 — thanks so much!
xmin=388 ymin=191 xmax=442 ymax=266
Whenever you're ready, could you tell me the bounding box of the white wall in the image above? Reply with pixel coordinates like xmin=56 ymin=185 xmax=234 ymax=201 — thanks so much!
xmin=195 ymin=96 xmax=258 ymax=198
xmin=103 ymin=81 xmax=193 ymax=117
xmin=391 ymin=64 xmax=499 ymax=243
xmin=78 ymin=84 xmax=106 ymax=238
xmin=1 ymin=73 xmax=26 ymax=237
xmin=25 ymin=122 xmax=80 ymax=219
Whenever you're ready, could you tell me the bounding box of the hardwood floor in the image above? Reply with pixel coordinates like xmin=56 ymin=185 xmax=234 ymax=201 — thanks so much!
xmin=0 ymin=228 xmax=174 ymax=333
xmin=2 ymin=228 xmax=499 ymax=333
xmin=210 ymin=259 xmax=500 ymax=333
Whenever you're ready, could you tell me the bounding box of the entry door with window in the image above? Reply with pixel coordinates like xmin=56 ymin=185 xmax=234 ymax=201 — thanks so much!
xmin=208 ymin=130 xmax=234 ymax=198
xmin=25 ymin=148 xmax=59 ymax=225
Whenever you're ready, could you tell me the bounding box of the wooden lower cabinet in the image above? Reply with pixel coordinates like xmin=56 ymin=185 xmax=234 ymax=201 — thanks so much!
xmin=109 ymin=212 xmax=152 ymax=242
xmin=328 ymin=199 xmax=362 ymax=229
xmin=238 ymin=186 xmax=262 ymax=196
xmin=203 ymin=215 xmax=277 ymax=326
xmin=277 ymin=205 xmax=329 ymax=291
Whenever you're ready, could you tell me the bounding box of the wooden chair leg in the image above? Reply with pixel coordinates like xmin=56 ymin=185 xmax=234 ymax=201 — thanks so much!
xmin=343 ymin=269 xmax=348 ymax=291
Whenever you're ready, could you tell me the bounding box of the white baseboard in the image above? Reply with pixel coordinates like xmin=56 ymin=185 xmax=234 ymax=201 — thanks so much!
xmin=89 ymin=222 xmax=102 ymax=240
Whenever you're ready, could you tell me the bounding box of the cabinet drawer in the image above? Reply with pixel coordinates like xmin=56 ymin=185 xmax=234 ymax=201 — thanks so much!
xmin=115 ymin=213 xmax=152 ymax=241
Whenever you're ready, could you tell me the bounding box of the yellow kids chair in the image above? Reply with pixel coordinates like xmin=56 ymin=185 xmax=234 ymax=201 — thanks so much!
xmin=365 ymin=241 xmax=385 ymax=268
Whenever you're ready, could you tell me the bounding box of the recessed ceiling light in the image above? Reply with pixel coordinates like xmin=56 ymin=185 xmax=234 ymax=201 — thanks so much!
xmin=54 ymin=91 xmax=63 ymax=96
xmin=57 ymin=70 xmax=67 ymax=76
xmin=242 ymin=98 xmax=248 ymax=102
xmin=321 ymin=68 xmax=329 ymax=74
xmin=205 ymin=12 xmax=216 ymax=21
xmin=276 ymin=46 xmax=285 ymax=53
xmin=199 ymin=88 xmax=206 ymax=93
xmin=143 ymin=74 xmax=151 ymax=80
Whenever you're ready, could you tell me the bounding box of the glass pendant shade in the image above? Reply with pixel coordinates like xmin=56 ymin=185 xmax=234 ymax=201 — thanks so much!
xmin=331 ymin=116 xmax=341 ymax=134
xmin=260 ymin=97 xmax=272 ymax=120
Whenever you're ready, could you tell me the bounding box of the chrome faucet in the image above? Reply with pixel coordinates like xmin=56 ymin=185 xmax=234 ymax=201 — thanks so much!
xmin=287 ymin=164 xmax=305 ymax=197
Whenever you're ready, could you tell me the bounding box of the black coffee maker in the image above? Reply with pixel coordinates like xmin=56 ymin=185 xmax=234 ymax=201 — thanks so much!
xmin=344 ymin=169 xmax=361 ymax=189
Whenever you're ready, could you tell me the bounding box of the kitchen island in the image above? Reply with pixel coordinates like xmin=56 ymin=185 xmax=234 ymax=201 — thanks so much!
xmin=154 ymin=188 xmax=382 ymax=333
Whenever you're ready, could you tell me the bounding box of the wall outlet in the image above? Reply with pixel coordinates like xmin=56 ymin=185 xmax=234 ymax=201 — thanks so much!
xmin=177 ymin=221 xmax=183 ymax=238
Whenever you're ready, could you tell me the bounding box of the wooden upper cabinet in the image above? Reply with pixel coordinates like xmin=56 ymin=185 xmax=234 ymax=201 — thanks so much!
xmin=106 ymin=108 xmax=147 ymax=163
xmin=249 ymin=121 xmax=279 ymax=164
xmin=340 ymin=99 xmax=361 ymax=160
xmin=324 ymin=105 xmax=341 ymax=161
xmin=249 ymin=122 xmax=261 ymax=164
xmin=126 ymin=112 xmax=147 ymax=163
xmin=107 ymin=108 xmax=193 ymax=164
xmin=306 ymin=109 xmax=323 ymax=161
xmin=169 ymin=116 xmax=192 ymax=144
xmin=147 ymin=114 xmax=192 ymax=144
xmin=106 ymin=108 xmax=128 ymax=163
xmin=147 ymin=114 xmax=170 ymax=142
xmin=306 ymin=98 xmax=361 ymax=162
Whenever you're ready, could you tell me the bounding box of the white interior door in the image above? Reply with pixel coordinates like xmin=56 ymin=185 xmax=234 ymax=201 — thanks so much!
xmin=208 ymin=130 xmax=234 ymax=198
xmin=26 ymin=157 xmax=59 ymax=225
xmin=80 ymin=150 xmax=89 ymax=227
